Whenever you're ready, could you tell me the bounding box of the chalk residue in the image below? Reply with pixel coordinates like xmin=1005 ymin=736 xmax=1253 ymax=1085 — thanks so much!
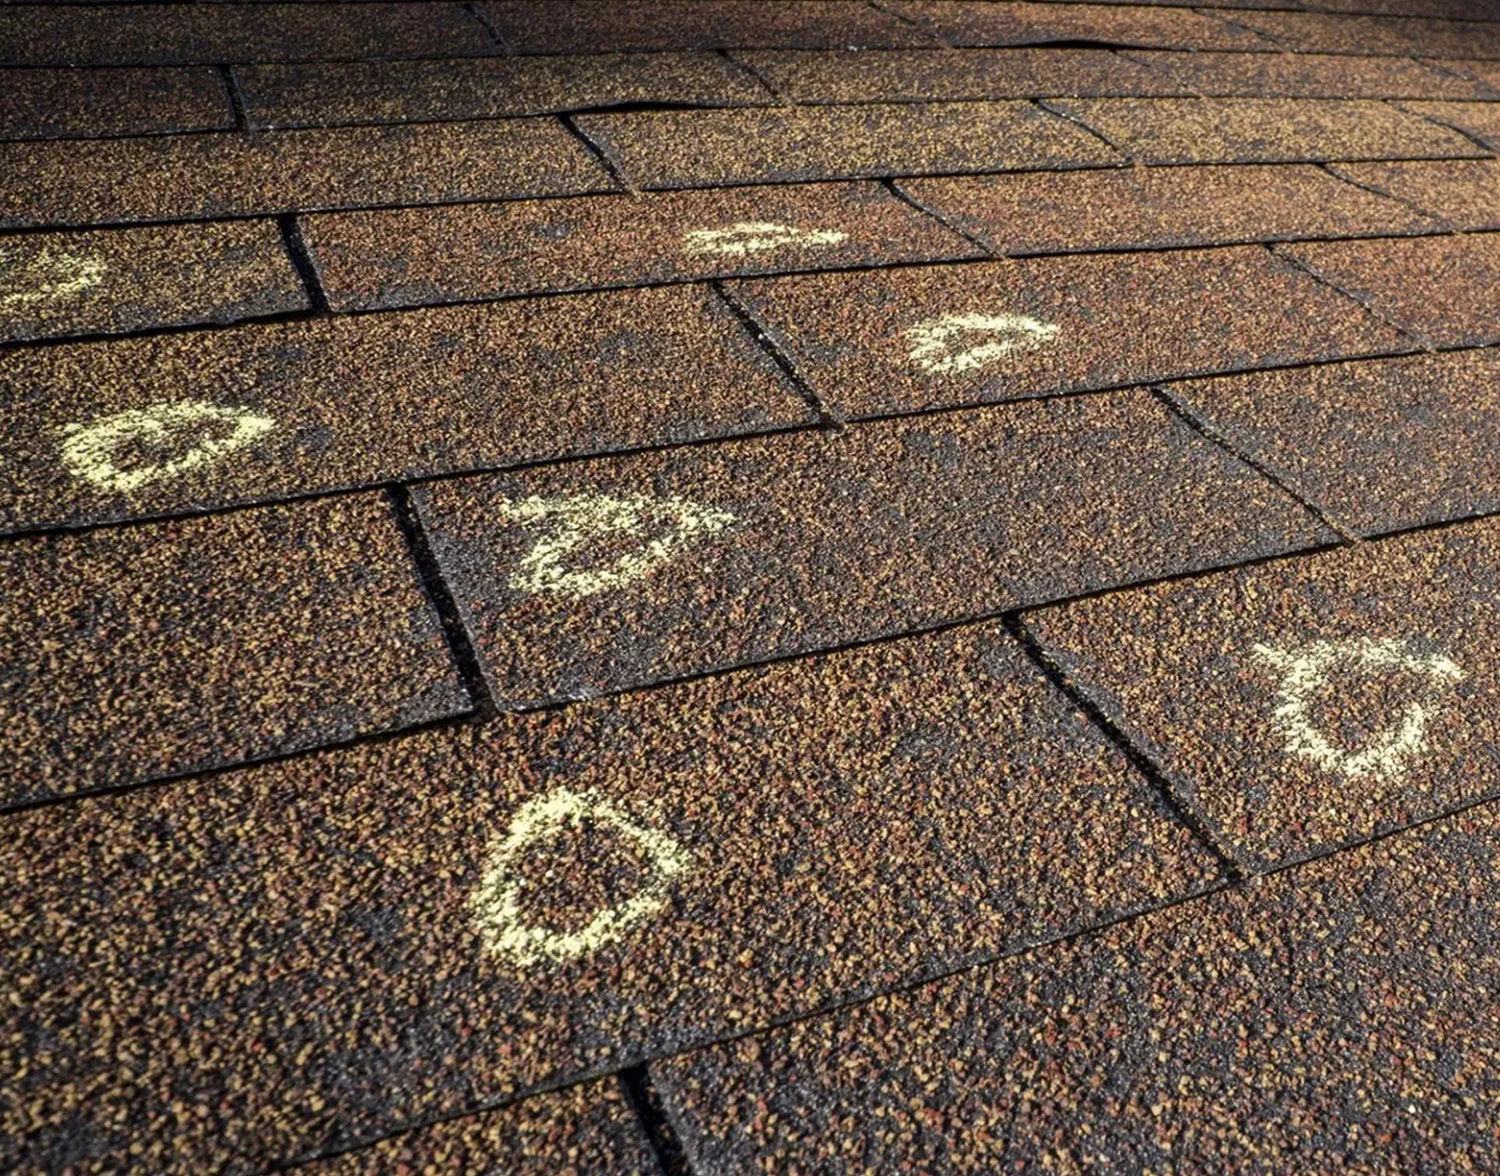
xmin=0 ymin=249 xmax=106 ymax=310
xmin=498 ymin=492 xmax=735 ymax=600
xmin=469 ymin=787 xmax=691 ymax=967
xmin=59 ymin=399 xmax=277 ymax=493
xmin=683 ymin=221 xmax=848 ymax=257
xmin=904 ymin=312 xmax=1060 ymax=375
xmin=1253 ymin=636 xmax=1464 ymax=780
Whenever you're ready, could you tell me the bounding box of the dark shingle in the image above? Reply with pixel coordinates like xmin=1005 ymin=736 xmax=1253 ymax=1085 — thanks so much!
xmin=885 ymin=1 xmax=1277 ymax=50
xmin=0 ymin=66 xmax=233 ymax=140
xmin=1233 ymin=10 xmax=1500 ymax=57
xmin=1127 ymin=49 xmax=1492 ymax=99
xmin=1332 ymin=157 xmax=1500 ymax=228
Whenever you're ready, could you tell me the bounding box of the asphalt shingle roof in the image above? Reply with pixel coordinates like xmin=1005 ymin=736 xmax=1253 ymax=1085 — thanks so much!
xmin=8 ymin=1 xmax=1500 ymax=1172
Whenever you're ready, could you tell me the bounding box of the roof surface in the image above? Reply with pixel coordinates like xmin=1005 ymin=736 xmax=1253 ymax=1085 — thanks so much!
xmin=6 ymin=1 xmax=1500 ymax=1172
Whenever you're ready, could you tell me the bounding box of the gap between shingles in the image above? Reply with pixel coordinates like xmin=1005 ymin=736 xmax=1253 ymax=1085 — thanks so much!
xmin=277 ymin=212 xmax=332 ymax=314
xmin=1033 ymin=96 xmax=1138 ymax=162
xmin=462 ymin=0 xmax=513 ymax=54
xmin=1267 ymin=238 xmax=1440 ymax=351
xmin=718 ymin=47 xmax=789 ymax=106
xmin=710 ymin=279 xmax=844 ymax=427
xmin=882 ymin=176 xmax=1002 ymax=256
xmin=217 ymin=63 xmax=251 ymax=132
xmin=1389 ymin=95 xmax=1500 ymax=155
xmin=620 ymin=1066 xmax=692 ymax=1176
xmin=559 ymin=111 xmax=637 ymax=193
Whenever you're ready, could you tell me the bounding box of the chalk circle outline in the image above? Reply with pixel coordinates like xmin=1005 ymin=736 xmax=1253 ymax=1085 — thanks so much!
xmin=59 ymin=399 xmax=277 ymax=493
xmin=903 ymin=312 xmax=1060 ymax=376
xmin=682 ymin=221 xmax=849 ymax=258
xmin=1253 ymin=636 xmax=1465 ymax=780
xmin=497 ymin=492 xmax=736 ymax=601
xmin=469 ymin=787 xmax=692 ymax=967
xmin=0 ymin=248 xmax=106 ymax=310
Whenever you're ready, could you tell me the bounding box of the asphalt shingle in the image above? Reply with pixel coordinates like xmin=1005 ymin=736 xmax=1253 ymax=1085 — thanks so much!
xmin=0 ymin=621 xmax=1218 ymax=1172
xmin=1333 ymin=157 xmax=1500 ymax=227
xmin=1401 ymin=99 xmax=1500 ymax=149
xmin=0 ymin=220 xmax=307 ymax=344
xmin=734 ymin=46 xmax=1189 ymax=102
xmin=1127 ymin=48 xmax=1491 ymax=99
xmin=480 ymin=0 xmax=932 ymax=52
xmin=573 ymin=101 xmax=1122 ymax=189
xmin=1050 ymin=97 xmax=1483 ymax=164
xmin=413 ymin=390 xmax=1331 ymax=709
xmin=1232 ymin=10 xmax=1500 ymax=57
xmin=885 ymin=1 xmax=1276 ymax=50
xmin=0 ymin=284 xmax=807 ymax=534
xmin=730 ymin=248 xmax=1408 ymax=420
xmin=1281 ymin=232 xmax=1500 ymax=347
xmin=1163 ymin=350 xmax=1500 ymax=536
xmin=899 ymin=164 xmax=1436 ymax=255
xmin=302 ymin=182 xmax=983 ymax=311
xmin=237 ymin=52 xmax=772 ymax=130
xmin=1026 ymin=517 xmax=1500 ymax=869
xmin=0 ymin=2 xmax=498 ymax=66
xmin=302 ymin=1082 xmax=658 ymax=1175
xmin=656 ymin=804 xmax=1500 ymax=1172
xmin=0 ymin=494 xmax=468 ymax=809
xmin=0 ymin=120 xmax=613 ymax=229
xmin=0 ymin=66 xmax=233 ymax=141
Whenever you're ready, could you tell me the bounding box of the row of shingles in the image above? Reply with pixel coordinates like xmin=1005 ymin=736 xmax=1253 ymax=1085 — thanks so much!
xmin=0 ymin=609 xmax=1230 ymax=1172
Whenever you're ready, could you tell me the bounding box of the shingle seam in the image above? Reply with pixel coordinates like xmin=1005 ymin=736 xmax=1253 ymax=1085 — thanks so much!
xmin=277 ymin=213 xmax=332 ymax=314
xmin=1149 ymin=384 xmax=1361 ymax=543
xmin=1033 ymin=97 xmax=1137 ymax=162
xmin=1194 ymin=4 xmax=1294 ymax=50
xmin=558 ymin=111 xmax=636 ymax=192
xmin=883 ymin=177 xmax=1001 ymax=256
xmin=719 ymin=48 xmax=788 ymax=106
xmin=217 ymin=63 xmax=251 ymax=132
xmin=1388 ymin=96 xmax=1500 ymax=153
xmin=1317 ymin=160 xmax=1455 ymax=228
xmin=461 ymin=0 xmax=513 ymax=54
xmin=1116 ymin=47 xmax=1210 ymax=97
xmin=619 ymin=1067 xmax=692 ymax=1176
xmin=1267 ymin=238 xmax=1439 ymax=350
xmin=711 ymin=280 xmax=844 ymax=427
xmin=866 ymin=0 xmax=953 ymax=49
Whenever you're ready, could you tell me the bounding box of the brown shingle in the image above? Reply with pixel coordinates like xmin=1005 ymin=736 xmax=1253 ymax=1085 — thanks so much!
xmin=1233 ymin=10 xmax=1500 ymax=57
xmin=0 ymin=2 xmax=498 ymax=66
xmin=0 ymin=494 xmax=468 ymax=808
xmin=574 ymin=101 xmax=1122 ymax=189
xmin=1050 ymin=97 xmax=1483 ymax=164
xmin=237 ymin=52 xmax=772 ymax=131
xmin=304 ymin=1082 xmax=657 ymax=1175
xmin=1027 ymin=517 xmax=1500 ymax=869
xmin=1333 ymin=157 xmax=1500 ymax=228
xmin=735 ymin=46 xmax=1190 ymax=103
xmin=413 ymin=391 xmax=1331 ymax=709
xmin=1162 ymin=350 xmax=1500 ymax=536
xmin=885 ymin=1 xmax=1277 ymax=50
xmin=479 ymin=0 xmax=933 ymax=52
xmin=0 ymin=622 xmax=1218 ymax=1172
xmin=1281 ymin=232 xmax=1500 ymax=347
xmin=1127 ymin=49 xmax=1491 ymax=99
xmin=0 ymin=220 xmax=307 ymax=344
xmin=0 ymin=285 xmax=807 ymax=534
xmin=1400 ymin=99 xmax=1500 ymax=150
xmin=303 ymin=181 xmax=982 ymax=311
xmin=1425 ymin=57 xmax=1500 ymax=98
xmin=657 ymin=804 xmax=1500 ymax=1171
xmin=0 ymin=66 xmax=233 ymax=141
xmin=899 ymin=164 xmax=1436 ymax=255
xmin=730 ymin=248 xmax=1408 ymax=420
xmin=0 ymin=120 xmax=614 ymax=228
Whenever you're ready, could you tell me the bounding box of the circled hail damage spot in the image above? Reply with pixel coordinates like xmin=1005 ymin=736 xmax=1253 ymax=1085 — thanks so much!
xmin=59 ymin=399 xmax=277 ymax=493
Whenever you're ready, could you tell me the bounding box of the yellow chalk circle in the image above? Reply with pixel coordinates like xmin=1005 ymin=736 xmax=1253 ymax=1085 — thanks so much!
xmin=470 ymin=787 xmax=692 ymax=967
xmin=59 ymin=399 xmax=277 ymax=493
xmin=904 ymin=312 xmax=1060 ymax=375
xmin=0 ymin=248 xmax=106 ymax=310
xmin=1253 ymin=636 xmax=1464 ymax=780
xmin=497 ymin=492 xmax=735 ymax=600
xmin=683 ymin=221 xmax=848 ymax=258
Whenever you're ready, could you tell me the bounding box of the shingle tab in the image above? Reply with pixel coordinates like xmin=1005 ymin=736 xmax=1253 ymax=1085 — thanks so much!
xmin=1333 ymin=157 xmax=1500 ymax=228
xmin=1401 ymin=99 xmax=1500 ymax=150
xmin=730 ymin=248 xmax=1408 ymax=420
xmin=0 ymin=622 xmax=1218 ymax=1173
xmin=657 ymin=806 xmax=1500 ymax=1172
xmin=1426 ymin=57 xmax=1500 ymax=98
xmin=414 ymin=391 xmax=1331 ymax=709
xmin=574 ymin=101 xmax=1122 ymax=189
xmin=884 ymin=1 xmax=1277 ymax=50
xmin=479 ymin=0 xmax=932 ymax=52
xmin=1233 ymin=10 xmax=1500 ymax=57
xmin=0 ymin=285 xmax=807 ymax=534
xmin=735 ymin=46 xmax=1190 ymax=103
xmin=0 ymin=220 xmax=307 ymax=343
xmin=303 ymin=182 xmax=984 ymax=311
xmin=0 ymin=494 xmax=468 ymax=808
xmin=1027 ymin=518 xmax=1500 ymax=869
xmin=900 ymin=164 xmax=1436 ymax=255
xmin=0 ymin=120 xmax=614 ymax=228
xmin=1281 ymin=232 xmax=1500 ymax=347
xmin=238 ymin=52 xmax=771 ymax=130
xmin=1162 ymin=350 xmax=1500 ymax=536
xmin=0 ymin=2 xmax=497 ymax=66
xmin=302 ymin=1083 xmax=657 ymax=1176
xmin=1128 ymin=49 xmax=1490 ymax=99
xmin=0 ymin=66 xmax=233 ymax=140
xmin=1051 ymin=97 xmax=1482 ymax=164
